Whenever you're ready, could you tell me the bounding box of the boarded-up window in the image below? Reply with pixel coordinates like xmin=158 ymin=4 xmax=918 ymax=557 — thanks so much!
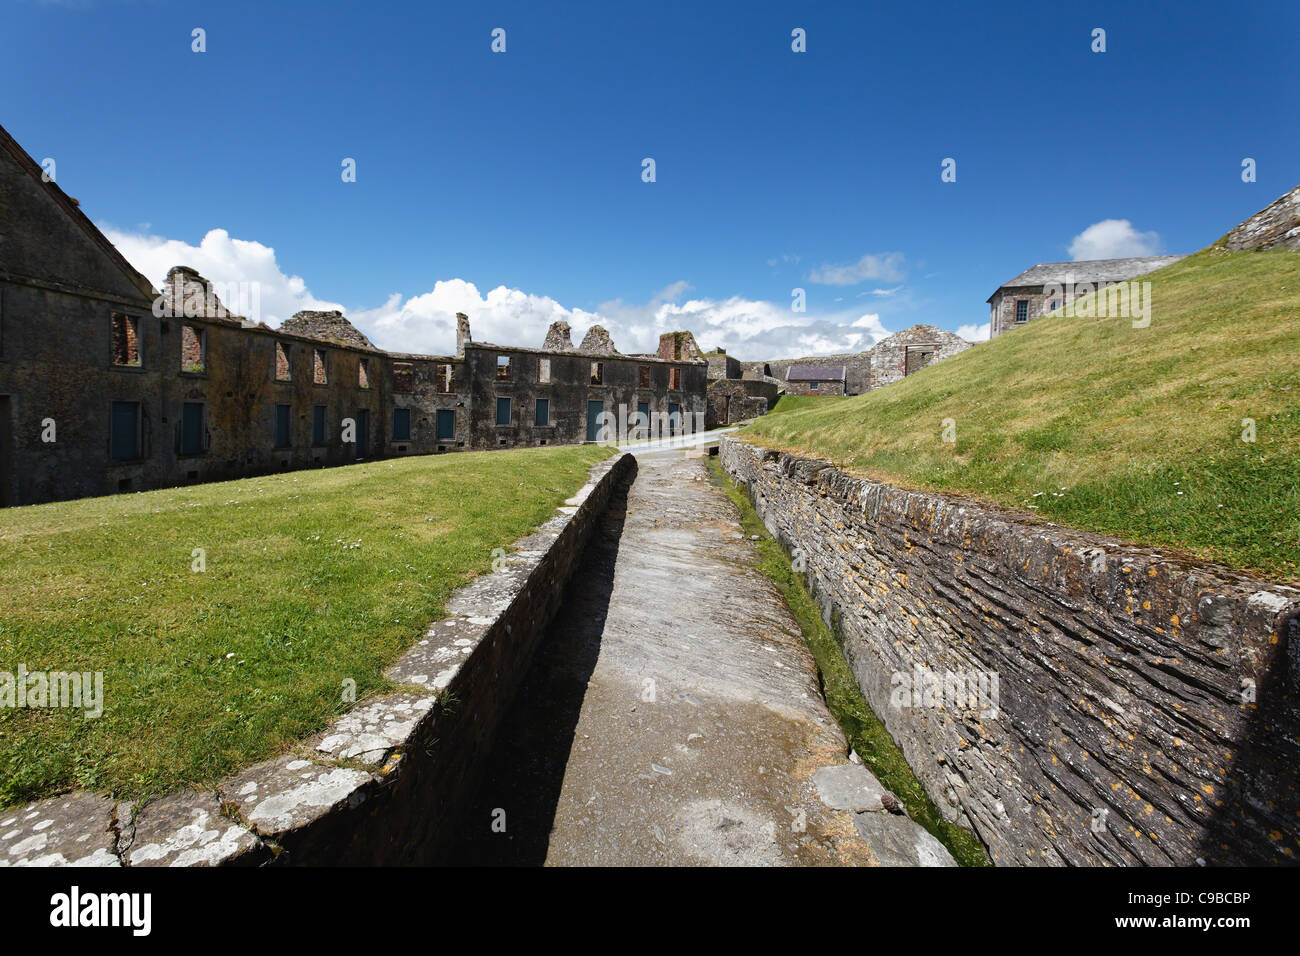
xmin=274 ymin=404 xmax=291 ymax=448
xmin=539 ymin=358 xmax=551 ymax=383
xmin=313 ymin=349 xmax=327 ymax=384
xmin=436 ymin=409 xmax=455 ymax=440
xmin=669 ymin=367 xmax=681 ymax=390
xmin=393 ymin=361 xmax=413 ymax=393
xmin=181 ymin=325 xmax=205 ymax=372
xmin=534 ymin=398 xmax=549 ymax=426
xmin=639 ymin=365 xmax=650 ymax=388
xmin=496 ymin=397 xmax=511 ymax=425
xmin=112 ymin=313 xmax=141 ymax=366
xmin=358 ymin=358 xmax=370 ymax=389
xmin=110 ymin=401 xmax=140 ymax=460
xmin=312 ymin=405 xmax=326 ymax=444
xmin=181 ymin=402 xmax=204 ymax=454
xmin=275 ymin=342 xmax=291 ymax=381
xmin=392 ymin=407 xmax=411 ymax=441
xmin=591 ymin=362 xmax=603 ymax=385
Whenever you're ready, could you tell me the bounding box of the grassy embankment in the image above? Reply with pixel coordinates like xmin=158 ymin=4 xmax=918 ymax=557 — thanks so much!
xmin=707 ymin=455 xmax=991 ymax=866
xmin=0 ymin=445 xmax=612 ymax=808
xmin=747 ymin=247 xmax=1300 ymax=582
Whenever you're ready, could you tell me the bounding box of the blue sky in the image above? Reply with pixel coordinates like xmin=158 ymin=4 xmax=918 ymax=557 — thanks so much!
xmin=4 ymin=0 xmax=1297 ymax=357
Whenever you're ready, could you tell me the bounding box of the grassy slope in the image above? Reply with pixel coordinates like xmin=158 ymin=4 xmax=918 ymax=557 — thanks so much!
xmin=0 ymin=445 xmax=612 ymax=808
xmin=746 ymin=248 xmax=1300 ymax=582
xmin=707 ymin=456 xmax=989 ymax=865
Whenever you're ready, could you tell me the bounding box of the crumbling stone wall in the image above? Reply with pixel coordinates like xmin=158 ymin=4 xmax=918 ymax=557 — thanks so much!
xmin=1224 ymin=184 xmax=1300 ymax=251
xmin=706 ymin=378 xmax=768 ymax=428
xmin=721 ymin=438 xmax=1300 ymax=866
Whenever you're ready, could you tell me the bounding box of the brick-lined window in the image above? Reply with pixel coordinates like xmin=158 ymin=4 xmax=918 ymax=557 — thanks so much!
xmin=313 ymin=348 xmax=327 ymax=384
xmin=275 ymin=342 xmax=291 ymax=381
xmin=438 ymin=363 xmax=454 ymax=393
xmin=1015 ymin=300 xmax=1029 ymax=323
xmin=393 ymin=361 xmax=413 ymax=393
xmin=538 ymin=358 xmax=551 ymax=383
xmin=392 ymin=407 xmax=411 ymax=441
xmin=639 ymin=365 xmax=650 ymax=388
xmin=112 ymin=313 xmax=141 ymax=366
xmin=181 ymin=325 xmax=205 ymax=373
xmin=497 ymin=355 xmax=511 ymax=380
xmin=669 ymin=367 xmax=681 ymax=390
xmin=358 ymin=358 xmax=370 ymax=389
xmin=591 ymin=362 xmax=603 ymax=385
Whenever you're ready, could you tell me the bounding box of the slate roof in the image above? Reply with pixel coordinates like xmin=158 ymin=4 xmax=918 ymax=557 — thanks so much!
xmin=787 ymin=365 xmax=846 ymax=382
xmin=988 ymin=256 xmax=1186 ymax=301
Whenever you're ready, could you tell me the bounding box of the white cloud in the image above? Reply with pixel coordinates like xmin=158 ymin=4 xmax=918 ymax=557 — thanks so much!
xmin=1068 ymin=219 xmax=1163 ymax=260
xmin=103 ymin=224 xmax=896 ymax=360
xmin=956 ymin=322 xmax=989 ymax=342
xmin=102 ymin=225 xmax=344 ymax=324
xmin=809 ymin=252 xmax=905 ymax=286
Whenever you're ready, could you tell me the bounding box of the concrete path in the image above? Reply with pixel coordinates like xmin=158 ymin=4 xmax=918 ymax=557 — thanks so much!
xmin=444 ymin=447 xmax=894 ymax=865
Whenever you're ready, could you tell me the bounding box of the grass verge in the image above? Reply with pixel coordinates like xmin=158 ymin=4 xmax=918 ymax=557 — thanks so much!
xmin=0 ymin=444 xmax=613 ymax=809
xmin=707 ymin=455 xmax=990 ymax=866
xmin=748 ymin=249 xmax=1300 ymax=582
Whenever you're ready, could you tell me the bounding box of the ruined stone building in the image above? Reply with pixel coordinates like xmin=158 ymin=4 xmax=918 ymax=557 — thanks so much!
xmin=0 ymin=124 xmax=706 ymax=507
xmin=784 ymin=365 xmax=847 ymax=396
xmin=866 ymin=324 xmax=971 ymax=389
xmin=986 ymin=255 xmax=1185 ymax=338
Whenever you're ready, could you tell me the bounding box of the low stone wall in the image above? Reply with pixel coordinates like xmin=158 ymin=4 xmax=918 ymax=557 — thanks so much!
xmin=721 ymin=438 xmax=1300 ymax=866
xmin=2 ymin=452 xmax=634 ymax=866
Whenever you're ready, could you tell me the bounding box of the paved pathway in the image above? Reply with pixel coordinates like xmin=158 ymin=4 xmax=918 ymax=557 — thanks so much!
xmin=446 ymin=447 xmax=957 ymax=866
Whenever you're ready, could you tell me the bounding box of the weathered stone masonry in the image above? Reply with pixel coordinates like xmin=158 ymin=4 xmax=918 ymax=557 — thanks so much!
xmin=721 ymin=438 xmax=1300 ymax=866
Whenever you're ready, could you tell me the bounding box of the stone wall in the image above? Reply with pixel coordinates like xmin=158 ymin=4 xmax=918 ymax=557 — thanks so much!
xmin=706 ymin=377 xmax=769 ymax=427
xmin=0 ymin=451 xmax=634 ymax=866
xmin=1224 ymin=184 xmax=1300 ymax=251
xmin=868 ymin=325 xmax=971 ymax=389
xmin=720 ymin=437 xmax=1300 ymax=866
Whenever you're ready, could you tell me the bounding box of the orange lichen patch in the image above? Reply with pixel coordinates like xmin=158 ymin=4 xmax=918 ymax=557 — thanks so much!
xmin=1170 ymin=614 xmax=1181 ymax=627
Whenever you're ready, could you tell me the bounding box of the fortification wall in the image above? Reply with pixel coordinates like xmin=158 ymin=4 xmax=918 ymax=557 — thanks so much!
xmin=720 ymin=437 xmax=1300 ymax=866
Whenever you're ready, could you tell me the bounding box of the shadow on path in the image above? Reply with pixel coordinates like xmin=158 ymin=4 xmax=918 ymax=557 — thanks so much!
xmin=439 ymin=461 xmax=635 ymax=865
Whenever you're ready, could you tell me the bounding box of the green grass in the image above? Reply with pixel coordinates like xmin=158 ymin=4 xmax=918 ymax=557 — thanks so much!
xmin=0 ymin=445 xmax=613 ymax=809
xmin=766 ymin=394 xmax=850 ymax=415
xmin=707 ymin=455 xmax=990 ymax=866
xmin=748 ymin=248 xmax=1300 ymax=582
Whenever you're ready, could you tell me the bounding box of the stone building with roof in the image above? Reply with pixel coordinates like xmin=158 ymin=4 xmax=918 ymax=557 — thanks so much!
xmin=986 ymin=255 xmax=1185 ymax=338
xmin=784 ymin=364 xmax=848 ymax=396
